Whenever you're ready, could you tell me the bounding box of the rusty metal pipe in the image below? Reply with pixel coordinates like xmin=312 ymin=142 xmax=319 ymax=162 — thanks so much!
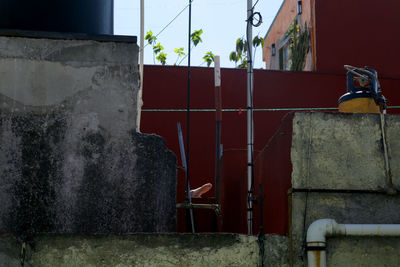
xmin=306 ymin=219 xmax=400 ymax=267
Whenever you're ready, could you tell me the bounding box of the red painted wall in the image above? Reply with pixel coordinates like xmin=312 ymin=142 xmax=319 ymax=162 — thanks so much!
xmin=315 ymin=0 xmax=400 ymax=78
xmin=253 ymin=112 xmax=294 ymax=235
xmin=141 ymin=65 xmax=400 ymax=235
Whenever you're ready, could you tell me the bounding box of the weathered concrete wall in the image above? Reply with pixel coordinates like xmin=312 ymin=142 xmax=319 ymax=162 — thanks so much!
xmin=291 ymin=112 xmax=400 ymax=266
xmin=0 ymin=235 xmax=25 ymax=267
xmin=0 ymin=34 xmax=177 ymax=234
xmin=291 ymin=112 xmax=400 ymax=190
xmin=0 ymin=35 xmax=139 ymax=139
xmin=0 ymin=233 xmax=289 ymax=267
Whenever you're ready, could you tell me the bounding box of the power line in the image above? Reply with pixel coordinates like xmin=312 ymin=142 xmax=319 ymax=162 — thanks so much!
xmin=142 ymin=3 xmax=190 ymax=51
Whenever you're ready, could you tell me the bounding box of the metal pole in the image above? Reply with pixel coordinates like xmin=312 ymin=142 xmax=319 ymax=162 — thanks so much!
xmin=214 ymin=56 xmax=222 ymax=203
xmin=186 ymin=0 xmax=194 ymax=233
xmin=258 ymin=184 xmax=265 ymax=267
xmin=177 ymin=123 xmax=195 ymax=233
xmin=136 ymin=0 xmax=145 ymax=132
xmin=247 ymin=0 xmax=254 ymax=235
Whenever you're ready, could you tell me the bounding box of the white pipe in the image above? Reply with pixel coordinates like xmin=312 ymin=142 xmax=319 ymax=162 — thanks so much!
xmin=136 ymin=0 xmax=145 ymax=132
xmin=246 ymin=0 xmax=254 ymax=236
xmin=307 ymin=219 xmax=400 ymax=267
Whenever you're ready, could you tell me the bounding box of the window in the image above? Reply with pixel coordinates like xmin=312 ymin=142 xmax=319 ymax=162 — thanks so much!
xmin=297 ymin=1 xmax=302 ymax=15
xmin=279 ymin=43 xmax=292 ymax=70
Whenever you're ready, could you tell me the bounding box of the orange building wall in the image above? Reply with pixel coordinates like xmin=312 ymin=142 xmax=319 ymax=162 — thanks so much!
xmin=263 ymin=0 xmax=313 ymax=70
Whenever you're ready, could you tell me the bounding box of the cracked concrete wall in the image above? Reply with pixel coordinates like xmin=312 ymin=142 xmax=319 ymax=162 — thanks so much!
xmin=291 ymin=112 xmax=400 ymax=266
xmin=0 ymin=35 xmax=177 ymax=234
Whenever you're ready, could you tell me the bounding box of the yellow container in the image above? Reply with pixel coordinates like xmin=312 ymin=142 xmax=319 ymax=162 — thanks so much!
xmin=339 ymin=97 xmax=380 ymax=114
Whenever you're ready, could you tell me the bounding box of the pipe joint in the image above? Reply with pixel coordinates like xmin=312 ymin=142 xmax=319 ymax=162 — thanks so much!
xmin=306 ymin=219 xmax=400 ymax=267
xmin=306 ymin=219 xmax=341 ymax=244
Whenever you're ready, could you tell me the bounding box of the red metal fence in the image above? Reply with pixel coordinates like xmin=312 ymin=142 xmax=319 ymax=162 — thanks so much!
xmin=141 ymin=65 xmax=400 ymax=235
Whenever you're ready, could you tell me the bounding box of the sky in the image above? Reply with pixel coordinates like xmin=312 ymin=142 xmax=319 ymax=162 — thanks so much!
xmin=114 ymin=0 xmax=284 ymax=69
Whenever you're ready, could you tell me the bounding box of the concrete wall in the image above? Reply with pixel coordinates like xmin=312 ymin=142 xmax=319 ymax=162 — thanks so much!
xmin=0 ymin=35 xmax=138 ymax=139
xmin=0 ymin=233 xmax=289 ymax=267
xmin=0 ymin=34 xmax=177 ymax=234
xmin=290 ymin=112 xmax=400 ymax=266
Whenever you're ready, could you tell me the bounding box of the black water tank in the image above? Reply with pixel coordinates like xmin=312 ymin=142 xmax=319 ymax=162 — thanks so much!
xmin=0 ymin=0 xmax=113 ymax=35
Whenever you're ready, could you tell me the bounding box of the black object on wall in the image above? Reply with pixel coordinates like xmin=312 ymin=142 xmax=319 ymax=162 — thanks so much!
xmin=0 ymin=0 xmax=113 ymax=35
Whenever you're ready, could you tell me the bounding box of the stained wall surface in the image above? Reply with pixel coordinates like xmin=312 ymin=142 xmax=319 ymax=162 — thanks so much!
xmin=0 ymin=233 xmax=290 ymax=267
xmin=290 ymin=112 xmax=400 ymax=266
xmin=0 ymin=34 xmax=177 ymax=234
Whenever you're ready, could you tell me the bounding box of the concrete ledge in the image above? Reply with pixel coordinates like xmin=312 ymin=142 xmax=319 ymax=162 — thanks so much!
xmin=0 ymin=233 xmax=290 ymax=267
xmin=291 ymin=112 xmax=399 ymax=191
xmin=31 ymin=234 xmax=259 ymax=267
xmin=0 ymin=29 xmax=137 ymax=43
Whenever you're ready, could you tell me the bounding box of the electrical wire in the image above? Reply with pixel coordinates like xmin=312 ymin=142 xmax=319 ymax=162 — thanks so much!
xmin=252 ymin=0 xmax=261 ymax=9
xmin=142 ymin=3 xmax=190 ymax=51
xmin=178 ymin=44 xmax=195 ymax=66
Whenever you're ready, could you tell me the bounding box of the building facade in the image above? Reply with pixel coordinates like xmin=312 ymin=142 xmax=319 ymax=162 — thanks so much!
xmin=263 ymin=0 xmax=313 ymax=71
xmin=263 ymin=0 xmax=400 ymax=78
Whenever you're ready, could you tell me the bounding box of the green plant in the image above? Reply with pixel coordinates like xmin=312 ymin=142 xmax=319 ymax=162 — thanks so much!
xmin=145 ymin=31 xmax=168 ymax=65
xmin=229 ymin=37 xmax=246 ymax=68
xmin=229 ymin=35 xmax=264 ymax=68
xmin=157 ymin=52 xmax=167 ymax=65
xmin=173 ymin=47 xmax=185 ymax=65
xmin=145 ymin=30 xmax=157 ymax=45
xmin=203 ymin=51 xmax=215 ymax=67
xmin=177 ymin=29 xmax=204 ymax=65
xmin=146 ymin=29 xmax=205 ymax=66
xmin=290 ymin=22 xmax=310 ymax=71
xmin=190 ymin=29 xmax=203 ymax=46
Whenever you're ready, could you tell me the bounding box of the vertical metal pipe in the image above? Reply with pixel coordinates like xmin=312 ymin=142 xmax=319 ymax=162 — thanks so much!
xmin=258 ymin=184 xmax=265 ymax=267
xmin=214 ymin=56 xmax=222 ymax=203
xmin=247 ymin=0 xmax=254 ymax=235
xmin=136 ymin=0 xmax=145 ymax=132
xmin=186 ymin=0 xmax=195 ymax=233
xmin=307 ymin=250 xmax=326 ymax=267
xmin=177 ymin=123 xmax=195 ymax=233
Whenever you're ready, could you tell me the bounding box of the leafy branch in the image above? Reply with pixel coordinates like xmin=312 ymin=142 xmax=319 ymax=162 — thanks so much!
xmin=229 ymin=35 xmax=264 ymax=68
xmin=145 ymin=31 xmax=167 ymax=65
xmin=177 ymin=29 xmax=204 ymax=65
xmin=145 ymin=29 xmax=206 ymax=66
xmin=203 ymin=51 xmax=215 ymax=67
xmin=289 ymin=21 xmax=310 ymax=71
xmin=173 ymin=48 xmax=185 ymax=65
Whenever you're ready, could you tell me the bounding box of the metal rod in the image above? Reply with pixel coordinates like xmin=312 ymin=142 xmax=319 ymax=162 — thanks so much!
xmin=380 ymin=112 xmax=396 ymax=194
xmin=136 ymin=0 xmax=145 ymax=132
xmin=247 ymin=0 xmax=254 ymax=235
xmin=176 ymin=203 xmax=220 ymax=211
xmin=259 ymin=184 xmax=263 ymax=232
xmin=214 ymin=55 xmax=222 ymax=203
xmin=258 ymin=183 xmax=265 ymax=267
xmin=177 ymin=123 xmax=195 ymax=233
xmin=186 ymin=0 xmax=194 ymax=233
